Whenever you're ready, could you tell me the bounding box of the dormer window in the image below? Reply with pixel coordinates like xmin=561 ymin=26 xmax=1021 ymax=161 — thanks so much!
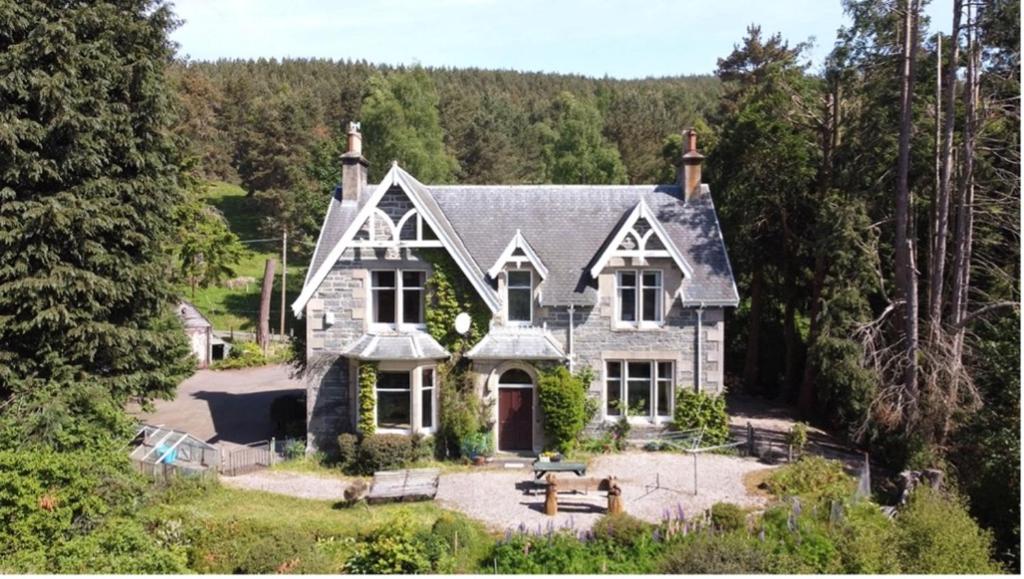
xmin=506 ymin=270 xmax=533 ymax=324
xmin=617 ymin=270 xmax=662 ymax=325
xmin=371 ymin=270 xmax=425 ymax=327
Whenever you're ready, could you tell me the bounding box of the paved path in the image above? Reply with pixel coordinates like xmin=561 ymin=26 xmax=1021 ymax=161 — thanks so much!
xmin=128 ymin=364 xmax=303 ymax=449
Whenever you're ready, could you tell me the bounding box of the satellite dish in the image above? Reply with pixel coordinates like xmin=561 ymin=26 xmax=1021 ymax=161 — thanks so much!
xmin=454 ymin=312 xmax=472 ymax=335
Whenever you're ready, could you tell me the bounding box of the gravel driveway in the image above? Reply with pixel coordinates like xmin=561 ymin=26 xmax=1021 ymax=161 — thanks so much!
xmin=436 ymin=452 xmax=775 ymax=532
xmin=221 ymin=470 xmax=355 ymax=501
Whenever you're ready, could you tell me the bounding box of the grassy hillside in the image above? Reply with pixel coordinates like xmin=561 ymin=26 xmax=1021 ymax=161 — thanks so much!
xmin=182 ymin=182 xmax=306 ymax=333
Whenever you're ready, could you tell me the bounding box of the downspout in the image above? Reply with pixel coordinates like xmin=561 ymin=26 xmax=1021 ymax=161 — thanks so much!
xmin=567 ymin=304 xmax=575 ymax=373
xmin=695 ymin=303 xmax=705 ymax=392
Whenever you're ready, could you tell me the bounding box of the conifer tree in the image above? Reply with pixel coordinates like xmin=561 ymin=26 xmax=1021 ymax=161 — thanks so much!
xmin=0 ymin=0 xmax=194 ymax=450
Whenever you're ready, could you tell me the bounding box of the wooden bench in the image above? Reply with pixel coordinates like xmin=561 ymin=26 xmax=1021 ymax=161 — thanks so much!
xmin=367 ymin=468 xmax=440 ymax=504
xmin=543 ymin=474 xmax=623 ymax=516
xmin=532 ymin=460 xmax=587 ymax=480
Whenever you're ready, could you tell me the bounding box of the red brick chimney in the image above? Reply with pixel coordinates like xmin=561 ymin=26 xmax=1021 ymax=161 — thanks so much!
xmin=341 ymin=121 xmax=368 ymax=202
xmin=679 ymin=128 xmax=704 ymax=201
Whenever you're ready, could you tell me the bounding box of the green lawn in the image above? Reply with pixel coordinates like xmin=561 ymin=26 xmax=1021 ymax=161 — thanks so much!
xmin=182 ymin=182 xmax=306 ymax=333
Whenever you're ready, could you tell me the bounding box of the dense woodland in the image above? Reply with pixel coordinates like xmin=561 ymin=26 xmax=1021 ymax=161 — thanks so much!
xmin=0 ymin=0 xmax=1019 ymax=573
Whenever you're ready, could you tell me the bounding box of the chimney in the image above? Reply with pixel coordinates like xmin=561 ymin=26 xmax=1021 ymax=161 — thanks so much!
xmin=679 ymin=128 xmax=704 ymax=201
xmin=341 ymin=121 xmax=368 ymax=202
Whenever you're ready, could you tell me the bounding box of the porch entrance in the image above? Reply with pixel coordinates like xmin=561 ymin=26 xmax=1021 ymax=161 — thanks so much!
xmin=497 ymin=369 xmax=533 ymax=452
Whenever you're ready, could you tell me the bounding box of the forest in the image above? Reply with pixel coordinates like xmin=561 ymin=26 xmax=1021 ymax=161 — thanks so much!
xmin=0 ymin=0 xmax=1018 ymax=573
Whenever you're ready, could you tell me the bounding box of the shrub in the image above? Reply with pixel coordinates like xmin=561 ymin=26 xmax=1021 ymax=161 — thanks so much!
xmin=491 ymin=531 xmax=594 ymax=574
xmin=409 ymin=434 xmax=435 ymax=462
xmin=429 ymin=513 xmax=492 ymax=572
xmin=49 ymin=517 xmax=189 ymax=573
xmin=459 ymin=431 xmax=493 ymax=459
xmin=787 ymin=421 xmax=809 ymax=453
xmin=283 ymin=439 xmax=305 ymax=460
xmin=357 ymin=362 xmax=377 ymax=435
xmin=357 ymin=434 xmax=414 ymax=474
xmin=673 ymin=389 xmax=730 ymax=445
xmin=659 ymin=531 xmax=783 ymax=574
xmin=212 ymin=341 xmax=266 ymax=369
xmin=269 ymin=393 xmax=306 ymax=438
xmin=437 ymin=364 xmax=483 ymax=458
xmin=709 ymin=502 xmax=746 ymax=532
xmin=336 ymin=433 xmax=359 ymax=470
xmin=894 ymin=486 xmax=1000 ymax=573
xmin=836 ymin=501 xmax=902 ymax=573
xmin=343 ymin=515 xmax=433 ymax=574
xmin=765 ymin=456 xmax=855 ymax=504
xmin=591 ymin=513 xmax=652 ymax=547
xmin=537 ymin=366 xmax=588 ymax=454
xmin=759 ymin=506 xmax=842 ymax=573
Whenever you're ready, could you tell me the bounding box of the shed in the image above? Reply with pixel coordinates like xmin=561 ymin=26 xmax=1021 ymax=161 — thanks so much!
xmin=177 ymin=300 xmax=212 ymax=368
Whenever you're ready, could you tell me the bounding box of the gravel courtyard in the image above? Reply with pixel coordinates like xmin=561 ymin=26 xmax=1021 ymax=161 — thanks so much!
xmin=435 ymin=452 xmax=776 ymax=532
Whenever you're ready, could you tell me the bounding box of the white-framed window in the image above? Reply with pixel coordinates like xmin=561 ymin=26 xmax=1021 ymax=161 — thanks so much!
xmin=616 ymin=270 xmax=663 ymax=325
xmin=376 ymin=370 xmax=411 ymax=429
xmin=604 ymin=360 xmax=674 ymax=420
xmin=370 ymin=269 xmax=426 ymax=328
xmin=421 ymin=367 xmax=435 ymax=430
xmin=374 ymin=366 xmax=436 ymax=433
xmin=506 ymin=270 xmax=533 ymax=324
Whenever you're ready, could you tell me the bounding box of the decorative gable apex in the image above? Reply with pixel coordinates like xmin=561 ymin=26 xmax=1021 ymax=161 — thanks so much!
xmin=487 ymin=229 xmax=548 ymax=280
xmin=588 ymin=198 xmax=694 ymax=279
xmin=292 ymin=163 xmax=502 ymax=316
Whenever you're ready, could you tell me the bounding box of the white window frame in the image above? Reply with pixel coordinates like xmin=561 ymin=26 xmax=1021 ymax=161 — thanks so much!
xmin=505 ymin=269 xmax=533 ymax=326
xmin=615 ymin=269 xmax=663 ymax=328
xmin=603 ymin=360 xmax=674 ymax=423
xmin=369 ymin=269 xmax=427 ymax=331
xmin=375 ymin=369 xmax=413 ymax=433
xmin=373 ymin=365 xmax=437 ymax=435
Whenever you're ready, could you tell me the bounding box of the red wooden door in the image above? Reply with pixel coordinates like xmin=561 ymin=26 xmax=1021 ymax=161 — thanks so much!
xmin=498 ymin=388 xmax=533 ymax=451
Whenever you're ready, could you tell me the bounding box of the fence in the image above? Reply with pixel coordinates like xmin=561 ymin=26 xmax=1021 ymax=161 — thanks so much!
xmin=218 ymin=437 xmax=303 ymax=476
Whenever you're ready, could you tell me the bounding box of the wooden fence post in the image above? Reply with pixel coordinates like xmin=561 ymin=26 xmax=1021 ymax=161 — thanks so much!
xmin=747 ymin=422 xmax=755 ymax=456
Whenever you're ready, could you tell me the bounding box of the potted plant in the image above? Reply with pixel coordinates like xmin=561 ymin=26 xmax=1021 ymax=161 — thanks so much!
xmin=460 ymin=431 xmax=493 ymax=465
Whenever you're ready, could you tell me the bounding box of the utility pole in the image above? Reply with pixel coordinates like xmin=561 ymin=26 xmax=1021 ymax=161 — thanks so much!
xmin=280 ymin=229 xmax=287 ymax=338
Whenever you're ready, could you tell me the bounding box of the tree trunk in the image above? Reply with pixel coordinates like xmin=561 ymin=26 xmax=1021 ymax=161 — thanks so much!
xmin=742 ymin=264 xmax=764 ymax=394
xmin=258 ymin=257 xmax=277 ymax=355
xmin=928 ymin=0 xmax=963 ymax=340
xmin=950 ymin=2 xmax=978 ymax=361
xmin=894 ymin=0 xmax=921 ymax=417
xmin=799 ymin=253 xmax=828 ymax=416
xmin=782 ymin=220 xmax=799 ymax=399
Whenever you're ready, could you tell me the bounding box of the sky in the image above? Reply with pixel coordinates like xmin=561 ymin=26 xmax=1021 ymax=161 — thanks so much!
xmin=169 ymin=0 xmax=955 ymax=79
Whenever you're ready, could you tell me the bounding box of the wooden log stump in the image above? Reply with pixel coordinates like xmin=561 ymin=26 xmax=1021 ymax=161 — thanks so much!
xmin=544 ymin=474 xmax=558 ymax=516
xmin=607 ymin=477 xmax=623 ymax=515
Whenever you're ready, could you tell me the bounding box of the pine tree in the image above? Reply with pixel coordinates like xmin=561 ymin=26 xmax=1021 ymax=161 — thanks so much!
xmin=543 ymin=92 xmax=628 ymax=184
xmin=0 ymin=0 xmax=194 ymax=450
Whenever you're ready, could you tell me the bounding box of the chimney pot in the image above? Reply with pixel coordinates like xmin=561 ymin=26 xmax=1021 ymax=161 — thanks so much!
xmin=341 ymin=121 xmax=369 ymax=202
xmin=679 ymin=128 xmax=704 ymax=201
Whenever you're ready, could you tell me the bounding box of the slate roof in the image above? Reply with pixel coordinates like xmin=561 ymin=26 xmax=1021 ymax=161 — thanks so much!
xmin=300 ymin=168 xmax=739 ymax=311
xmin=429 ymin=184 xmax=738 ymax=306
xmin=341 ymin=331 xmax=450 ymax=361
xmin=466 ymin=327 xmax=567 ymax=360
xmin=177 ymin=301 xmax=211 ymax=329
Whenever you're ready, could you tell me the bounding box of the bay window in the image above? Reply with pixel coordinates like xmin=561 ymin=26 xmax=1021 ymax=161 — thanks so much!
xmin=373 ymin=366 xmax=437 ymax=433
xmin=376 ymin=371 xmax=411 ymax=429
xmin=604 ymin=360 xmax=674 ymax=420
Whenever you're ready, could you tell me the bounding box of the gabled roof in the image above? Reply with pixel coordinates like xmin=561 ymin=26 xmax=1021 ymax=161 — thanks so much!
xmin=429 ymin=184 xmax=739 ymax=307
xmin=296 ymin=173 xmax=739 ymax=314
xmin=487 ymin=229 xmax=549 ymax=279
xmin=588 ymin=197 xmax=694 ymax=279
xmin=292 ymin=164 xmax=502 ymax=316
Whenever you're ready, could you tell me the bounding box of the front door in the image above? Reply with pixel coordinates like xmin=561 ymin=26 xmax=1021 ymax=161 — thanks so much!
xmin=498 ymin=387 xmax=533 ymax=451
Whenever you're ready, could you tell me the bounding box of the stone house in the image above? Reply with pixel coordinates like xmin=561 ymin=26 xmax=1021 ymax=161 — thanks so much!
xmin=292 ymin=123 xmax=738 ymax=453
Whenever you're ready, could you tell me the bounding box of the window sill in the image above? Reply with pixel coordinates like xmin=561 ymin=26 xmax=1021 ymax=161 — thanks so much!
xmin=611 ymin=322 xmax=666 ymax=332
xmin=602 ymin=416 xmax=673 ymax=425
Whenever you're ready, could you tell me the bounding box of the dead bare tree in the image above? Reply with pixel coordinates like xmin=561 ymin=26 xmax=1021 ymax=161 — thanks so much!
xmin=927 ymin=0 xmax=961 ymax=341
xmin=257 ymin=257 xmax=277 ymax=355
xmin=893 ymin=0 xmax=922 ymax=421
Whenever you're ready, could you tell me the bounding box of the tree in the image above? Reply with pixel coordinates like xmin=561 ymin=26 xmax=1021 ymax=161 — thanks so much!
xmin=361 ymin=68 xmax=458 ymax=183
xmin=0 ymin=0 xmax=194 ymax=450
xmin=542 ymin=92 xmax=628 ymax=184
xmin=172 ymin=186 xmax=247 ymax=300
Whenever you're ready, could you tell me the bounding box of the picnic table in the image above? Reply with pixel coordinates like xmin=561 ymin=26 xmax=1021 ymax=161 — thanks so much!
xmin=532 ymin=459 xmax=586 ymax=480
